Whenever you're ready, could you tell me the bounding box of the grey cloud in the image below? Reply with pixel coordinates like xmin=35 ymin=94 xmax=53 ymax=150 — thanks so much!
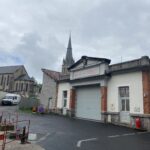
xmin=13 ymin=32 xmax=65 ymax=82
xmin=0 ymin=0 xmax=150 ymax=82
xmin=74 ymin=0 xmax=150 ymax=62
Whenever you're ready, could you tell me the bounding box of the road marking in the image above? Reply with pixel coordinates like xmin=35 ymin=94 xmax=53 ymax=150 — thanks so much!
xmin=108 ymin=131 xmax=150 ymax=138
xmin=77 ymin=138 xmax=98 ymax=148
xmin=36 ymin=132 xmax=51 ymax=143
xmin=108 ymin=135 xmax=120 ymax=138
xmin=137 ymin=131 xmax=150 ymax=135
xmin=122 ymin=133 xmax=135 ymax=136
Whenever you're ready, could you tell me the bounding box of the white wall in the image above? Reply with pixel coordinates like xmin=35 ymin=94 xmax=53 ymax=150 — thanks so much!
xmin=107 ymin=71 xmax=143 ymax=114
xmin=71 ymin=63 xmax=108 ymax=80
xmin=57 ymin=82 xmax=71 ymax=109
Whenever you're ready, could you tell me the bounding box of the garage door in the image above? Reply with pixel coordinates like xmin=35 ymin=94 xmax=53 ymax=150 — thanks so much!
xmin=76 ymin=86 xmax=101 ymax=121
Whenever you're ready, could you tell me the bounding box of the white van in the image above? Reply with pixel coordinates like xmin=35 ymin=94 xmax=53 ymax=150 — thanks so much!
xmin=2 ymin=93 xmax=21 ymax=105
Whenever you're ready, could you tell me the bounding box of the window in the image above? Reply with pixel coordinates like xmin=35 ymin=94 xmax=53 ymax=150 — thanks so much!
xmin=63 ymin=91 xmax=67 ymax=107
xmin=119 ymin=86 xmax=130 ymax=111
xmin=26 ymin=83 xmax=28 ymax=92
xmin=7 ymin=75 xmax=9 ymax=85
xmin=3 ymin=77 xmax=6 ymax=88
xmin=16 ymin=83 xmax=18 ymax=91
xmin=21 ymin=83 xmax=23 ymax=91
xmin=1 ymin=75 xmax=3 ymax=85
xmin=19 ymin=83 xmax=21 ymax=91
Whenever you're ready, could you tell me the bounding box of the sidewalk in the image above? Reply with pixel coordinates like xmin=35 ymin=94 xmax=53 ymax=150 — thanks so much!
xmin=3 ymin=141 xmax=45 ymax=150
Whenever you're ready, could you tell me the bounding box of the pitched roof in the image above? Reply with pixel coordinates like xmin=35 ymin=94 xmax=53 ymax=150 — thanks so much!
xmin=15 ymin=74 xmax=34 ymax=82
xmin=0 ymin=65 xmax=24 ymax=74
xmin=42 ymin=68 xmax=61 ymax=81
xmin=68 ymin=56 xmax=111 ymax=70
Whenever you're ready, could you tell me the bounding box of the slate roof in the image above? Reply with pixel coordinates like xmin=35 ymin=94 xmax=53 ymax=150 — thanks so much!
xmin=42 ymin=69 xmax=61 ymax=81
xmin=0 ymin=65 xmax=23 ymax=74
xmin=15 ymin=74 xmax=34 ymax=82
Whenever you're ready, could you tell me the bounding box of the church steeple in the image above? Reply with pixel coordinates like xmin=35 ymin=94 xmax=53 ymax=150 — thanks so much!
xmin=62 ymin=35 xmax=75 ymax=75
xmin=67 ymin=34 xmax=72 ymax=49
xmin=65 ymin=34 xmax=74 ymax=65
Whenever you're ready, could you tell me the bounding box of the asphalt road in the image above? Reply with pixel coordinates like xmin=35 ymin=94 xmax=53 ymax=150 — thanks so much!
xmin=0 ymin=105 xmax=150 ymax=150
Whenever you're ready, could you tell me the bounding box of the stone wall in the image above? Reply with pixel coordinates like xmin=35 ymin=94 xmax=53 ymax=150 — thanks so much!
xmin=107 ymin=112 xmax=120 ymax=124
xmin=40 ymin=73 xmax=57 ymax=110
xmin=131 ymin=114 xmax=150 ymax=131
xmin=0 ymin=74 xmax=13 ymax=91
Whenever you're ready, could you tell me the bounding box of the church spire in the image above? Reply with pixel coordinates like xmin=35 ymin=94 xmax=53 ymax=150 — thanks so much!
xmin=65 ymin=34 xmax=74 ymax=66
xmin=62 ymin=34 xmax=75 ymax=75
xmin=67 ymin=34 xmax=72 ymax=49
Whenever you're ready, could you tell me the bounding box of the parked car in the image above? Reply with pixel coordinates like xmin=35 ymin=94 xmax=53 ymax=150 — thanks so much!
xmin=1 ymin=93 xmax=21 ymax=105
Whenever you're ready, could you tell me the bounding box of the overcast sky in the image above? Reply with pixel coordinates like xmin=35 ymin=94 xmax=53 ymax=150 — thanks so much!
xmin=0 ymin=0 xmax=150 ymax=83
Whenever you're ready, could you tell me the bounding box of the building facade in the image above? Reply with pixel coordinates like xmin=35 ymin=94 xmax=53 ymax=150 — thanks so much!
xmin=40 ymin=35 xmax=75 ymax=111
xmin=41 ymin=36 xmax=150 ymax=130
xmin=57 ymin=55 xmax=150 ymax=130
xmin=0 ymin=65 xmax=35 ymax=97
xmin=40 ymin=69 xmax=60 ymax=110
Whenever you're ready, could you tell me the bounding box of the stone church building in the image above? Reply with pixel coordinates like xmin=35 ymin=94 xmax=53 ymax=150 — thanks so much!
xmin=0 ymin=65 xmax=35 ymax=97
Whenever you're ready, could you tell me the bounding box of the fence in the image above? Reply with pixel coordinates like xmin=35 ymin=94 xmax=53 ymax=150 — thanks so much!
xmin=0 ymin=111 xmax=30 ymax=150
xmin=19 ymin=97 xmax=40 ymax=110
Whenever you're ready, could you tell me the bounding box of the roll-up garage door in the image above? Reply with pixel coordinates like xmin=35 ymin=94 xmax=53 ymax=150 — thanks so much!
xmin=76 ymin=86 xmax=101 ymax=121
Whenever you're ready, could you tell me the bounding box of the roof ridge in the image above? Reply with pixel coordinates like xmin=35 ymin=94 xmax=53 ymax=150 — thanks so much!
xmin=42 ymin=68 xmax=61 ymax=81
xmin=41 ymin=68 xmax=61 ymax=74
xmin=0 ymin=65 xmax=23 ymax=68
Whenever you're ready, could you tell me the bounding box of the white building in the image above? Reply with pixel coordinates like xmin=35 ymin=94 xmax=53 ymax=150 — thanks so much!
xmin=41 ymin=36 xmax=150 ymax=130
xmin=57 ymin=55 xmax=150 ymax=130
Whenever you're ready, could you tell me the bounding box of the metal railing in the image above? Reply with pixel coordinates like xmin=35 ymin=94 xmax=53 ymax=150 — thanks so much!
xmin=0 ymin=111 xmax=30 ymax=150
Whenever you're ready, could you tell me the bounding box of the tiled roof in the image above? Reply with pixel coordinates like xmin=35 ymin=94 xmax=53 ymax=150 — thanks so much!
xmin=42 ymin=68 xmax=61 ymax=81
xmin=0 ymin=65 xmax=23 ymax=74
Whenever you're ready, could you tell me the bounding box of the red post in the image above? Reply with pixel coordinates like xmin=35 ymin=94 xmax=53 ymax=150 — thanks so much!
xmin=135 ymin=118 xmax=141 ymax=129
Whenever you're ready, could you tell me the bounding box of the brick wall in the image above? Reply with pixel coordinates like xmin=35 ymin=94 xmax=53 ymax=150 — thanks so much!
xmin=69 ymin=88 xmax=76 ymax=110
xmin=101 ymin=86 xmax=107 ymax=112
xmin=142 ymin=70 xmax=150 ymax=114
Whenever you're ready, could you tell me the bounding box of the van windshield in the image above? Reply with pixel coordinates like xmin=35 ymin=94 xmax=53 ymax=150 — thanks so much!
xmin=5 ymin=96 xmax=13 ymax=99
xmin=5 ymin=96 xmax=17 ymax=100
